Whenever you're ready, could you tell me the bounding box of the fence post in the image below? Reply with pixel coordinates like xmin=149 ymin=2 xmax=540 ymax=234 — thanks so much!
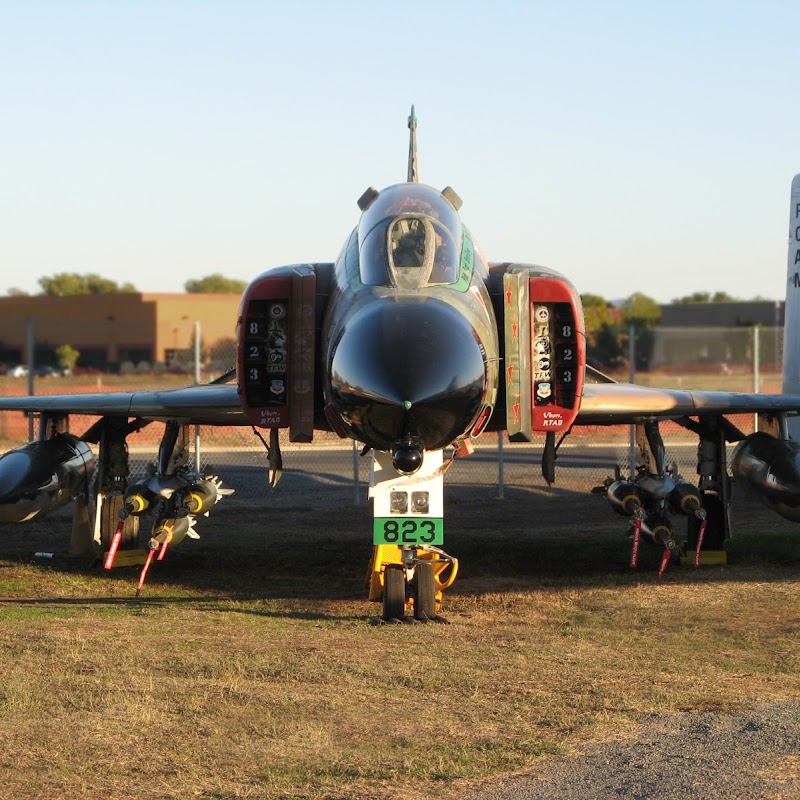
xmin=628 ymin=323 xmax=636 ymax=478
xmin=194 ymin=321 xmax=201 ymax=472
xmin=27 ymin=318 xmax=35 ymax=441
xmin=352 ymin=440 xmax=361 ymax=504
xmin=753 ymin=325 xmax=760 ymax=433
xmin=497 ymin=432 xmax=505 ymax=499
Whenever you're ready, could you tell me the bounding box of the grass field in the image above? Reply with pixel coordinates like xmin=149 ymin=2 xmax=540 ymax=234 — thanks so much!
xmin=1 ymin=489 xmax=799 ymax=800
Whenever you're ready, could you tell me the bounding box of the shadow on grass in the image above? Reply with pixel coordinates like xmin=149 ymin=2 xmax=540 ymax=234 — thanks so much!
xmin=2 ymin=486 xmax=800 ymax=603
xmin=0 ymin=593 xmax=368 ymax=621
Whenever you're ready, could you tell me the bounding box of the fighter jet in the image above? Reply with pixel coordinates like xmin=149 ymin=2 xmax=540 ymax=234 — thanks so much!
xmin=1 ymin=108 xmax=800 ymax=619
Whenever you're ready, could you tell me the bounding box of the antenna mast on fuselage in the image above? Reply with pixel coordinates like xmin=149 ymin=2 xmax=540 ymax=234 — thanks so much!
xmin=407 ymin=105 xmax=418 ymax=183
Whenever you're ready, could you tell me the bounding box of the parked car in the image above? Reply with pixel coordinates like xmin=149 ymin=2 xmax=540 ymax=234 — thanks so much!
xmin=35 ymin=366 xmax=62 ymax=377
xmin=5 ymin=365 xmax=28 ymax=377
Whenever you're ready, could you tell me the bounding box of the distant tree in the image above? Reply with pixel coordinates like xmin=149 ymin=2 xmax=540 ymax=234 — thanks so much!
xmin=621 ymin=292 xmax=661 ymax=328
xmin=591 ymin=324 xmax=625 ymax=369
xmin=55 ymin=344 xmax=80 ymax=373
xmin=6 ymin=287 xmax=29 ymax=297
xmin=581 ymin=293 xmax=611 ymax=337
xmin=672 ymin=291 xmax=710 ymax=304
xmin=209 ymin=336 xmax=237 ymax=369
xmin=672 ymin=290 xmax=738 ymax=304
xmin=582 ymin=294 xmax=622 ymax=368
xmin=620 ymin=293 xmax=661 ymax=371
xmin=184 ymin=274 xmax=247 ymax=293
xmin=711 ymin=291 xmax=737 ymax=303
xmin=38 ymin=273 xmax=137 ymax=295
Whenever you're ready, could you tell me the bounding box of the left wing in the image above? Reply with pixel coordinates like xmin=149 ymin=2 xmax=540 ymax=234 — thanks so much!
xmin=0 ymin=383 xmax=247 ymax=425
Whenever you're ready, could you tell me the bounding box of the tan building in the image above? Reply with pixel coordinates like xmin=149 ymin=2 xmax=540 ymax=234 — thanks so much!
xmin=0 ymin=293 xmax=242 ymax=371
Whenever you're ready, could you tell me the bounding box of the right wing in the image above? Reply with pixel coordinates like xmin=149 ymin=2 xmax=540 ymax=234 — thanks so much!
xmin=577 ymin=382 xmax=800 ymax=426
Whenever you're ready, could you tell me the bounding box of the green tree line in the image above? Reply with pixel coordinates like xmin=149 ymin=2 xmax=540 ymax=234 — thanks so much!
xmin=5 ymin=272 xmax=247 ymax=296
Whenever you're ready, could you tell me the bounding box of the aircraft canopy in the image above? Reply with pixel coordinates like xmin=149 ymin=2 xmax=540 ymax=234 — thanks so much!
xmin=358 ymin=184 xmax=463 ymax=289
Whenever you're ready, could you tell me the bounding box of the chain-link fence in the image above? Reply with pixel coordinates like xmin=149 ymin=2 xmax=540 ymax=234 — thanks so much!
xmin=0 ymin=326 xmax=788 ymax=508
xmin=649 ymin=326 xmax=783 ymax=385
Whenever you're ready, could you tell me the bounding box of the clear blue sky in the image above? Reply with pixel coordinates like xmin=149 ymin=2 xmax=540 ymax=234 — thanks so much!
xmin=1 ymin=0 xmax=797 ymax=303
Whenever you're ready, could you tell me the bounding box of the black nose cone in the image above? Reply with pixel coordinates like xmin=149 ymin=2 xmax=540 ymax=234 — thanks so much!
xmin=328 ymin=297 xmax=486 ymax=452
xmin=392 ymin=443 xmax=424 ymax=475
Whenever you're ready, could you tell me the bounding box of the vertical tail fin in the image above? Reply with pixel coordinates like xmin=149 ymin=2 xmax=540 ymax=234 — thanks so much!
xmin=781 ymin=174 xmax=800 ymax=438
xmin=407 ymin=105 xmax=418 ymax=183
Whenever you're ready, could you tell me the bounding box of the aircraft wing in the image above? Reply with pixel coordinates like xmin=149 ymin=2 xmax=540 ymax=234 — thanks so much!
xmin=3 ymin=380 xmax=800 ymax=430
xmin=577 ymin=382 xmax=800 ymax=425
xmin=0 ymin=384 xmax=248 ymax=426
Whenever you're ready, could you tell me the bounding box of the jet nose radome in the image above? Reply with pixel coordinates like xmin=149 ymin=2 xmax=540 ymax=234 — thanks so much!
xmin=328 ymin=298 xmax=487 ymax=454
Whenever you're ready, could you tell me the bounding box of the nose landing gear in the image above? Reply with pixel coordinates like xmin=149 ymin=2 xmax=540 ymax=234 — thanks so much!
xmin=369 ymin=544 xmax=459 ymax=623
xmin=368 ymin=449 xmax=459 ymax=623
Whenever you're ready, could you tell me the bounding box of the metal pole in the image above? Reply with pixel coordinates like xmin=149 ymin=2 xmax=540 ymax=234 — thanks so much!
xmin=194 ymin=321 xmax=201 ymax=472
xmin=775 ymin=301 xmax=781 ymax=381
xmin=26 ymin=318 xmax=35 ymax=441
xmin=753 ymin=325 xmax=760 ymax=433
xmin=352 ymin=440 xmax=360 ymax=504
xmin=628 ymin=323 xmax=636 ymax=478
xmin=497 ymin=432 xmax=505 ymax=499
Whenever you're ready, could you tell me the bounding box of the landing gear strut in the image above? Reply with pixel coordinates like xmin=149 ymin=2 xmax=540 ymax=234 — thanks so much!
xmin=367 ymin=449 xmax=459 ymax=622
xmin=371 ymin=546 xmax=458 ymax=623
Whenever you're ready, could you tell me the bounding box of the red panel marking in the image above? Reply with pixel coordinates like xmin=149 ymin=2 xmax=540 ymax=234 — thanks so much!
xmin=471 ymin=406 xmax=493 ymax=437
xmin=529 ymin=277 xmax=585 ymax=433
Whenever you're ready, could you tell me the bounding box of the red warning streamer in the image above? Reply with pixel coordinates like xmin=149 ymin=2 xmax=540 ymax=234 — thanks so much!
xmin=103 ymin=520 xmax=125 ymax=570
xmin=694 ymin=518 xmax=708 ymax=569
xmin=658 ymin=549 xmax=671 ymax=578
xmin=629 ymin=515 xmax=642 ymax=568
xmin=135 ymin=547 xmax=158 ymax=598
xmin=157 ymin=538 xmax=170 ymax=561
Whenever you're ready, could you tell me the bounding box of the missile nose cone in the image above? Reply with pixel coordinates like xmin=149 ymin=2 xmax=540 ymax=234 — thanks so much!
xmin=0 ymin=449 xmax=36 ymax=502
xmin=328 ymin=297 xmax=487 ymax=452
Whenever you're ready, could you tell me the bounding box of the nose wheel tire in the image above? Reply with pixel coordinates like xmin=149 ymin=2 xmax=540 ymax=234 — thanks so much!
xmin=412 ymin=561 xmax=436 ymax=621
xmin=383 ymin=564 xmax=406 ymax=621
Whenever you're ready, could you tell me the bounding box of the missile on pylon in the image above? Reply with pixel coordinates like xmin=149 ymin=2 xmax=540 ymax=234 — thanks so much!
xmin=731 ymin=431 xmax=800 ymax=522
xmin=149 ymin=515 xmax=199 ymax=550
xmin=667 ymin=479 xmax=703 ymax=516
xmin=0 ymin=434 xmax=95 ymax=523
xmin=605 ymin=479 xmax=643 ymax=516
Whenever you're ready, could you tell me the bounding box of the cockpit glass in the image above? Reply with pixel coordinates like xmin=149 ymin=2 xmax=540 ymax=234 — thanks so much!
xmin=358 ymin=184 xmax=462 ymax=288
xmin=390 ymin=218 xmax=426 ymax=268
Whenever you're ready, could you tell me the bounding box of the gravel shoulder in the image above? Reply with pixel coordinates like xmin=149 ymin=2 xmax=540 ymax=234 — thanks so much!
xmin=452 ymin=701 xmax=800 ymax=800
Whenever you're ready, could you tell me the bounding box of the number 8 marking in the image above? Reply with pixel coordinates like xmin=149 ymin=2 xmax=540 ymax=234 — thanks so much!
xmin=384 ymin=520 xmax=399 ymax=542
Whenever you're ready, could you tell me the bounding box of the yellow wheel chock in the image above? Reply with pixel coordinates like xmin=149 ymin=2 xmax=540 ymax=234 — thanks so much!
xmin=367 ymin=544 xmax=459 ymax=613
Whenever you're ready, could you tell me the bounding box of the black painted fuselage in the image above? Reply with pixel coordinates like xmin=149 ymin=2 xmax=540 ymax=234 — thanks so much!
xmin=321 ymin=183 xmax=499 ymax=468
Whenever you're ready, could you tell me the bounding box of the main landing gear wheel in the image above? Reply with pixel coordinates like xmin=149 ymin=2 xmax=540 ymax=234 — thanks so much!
xmin=412 ymin=561 xmax=436 ymax=621
xmin=383 ymin=564 xmax=406 ymax=621
xmin=100 ymin=491 xmax=139 ymax=551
